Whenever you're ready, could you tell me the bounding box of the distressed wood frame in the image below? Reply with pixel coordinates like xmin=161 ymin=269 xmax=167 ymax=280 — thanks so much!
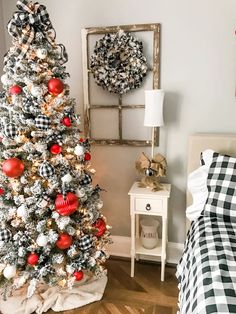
xmin=81 ymin=23 xmax=161 ymax=146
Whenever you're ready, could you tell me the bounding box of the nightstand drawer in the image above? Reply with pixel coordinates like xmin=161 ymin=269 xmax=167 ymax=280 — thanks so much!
xmin=135 ymin=198 xmax=163 ymax=213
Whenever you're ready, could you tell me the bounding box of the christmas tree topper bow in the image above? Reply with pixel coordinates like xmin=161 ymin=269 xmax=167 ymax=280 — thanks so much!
xmin=7 ymin=0 xmax=67 ymax=63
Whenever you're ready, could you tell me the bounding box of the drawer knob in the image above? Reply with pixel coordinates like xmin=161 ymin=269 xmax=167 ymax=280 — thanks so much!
xmin=146 ymin=203 xmax=151 ymax=211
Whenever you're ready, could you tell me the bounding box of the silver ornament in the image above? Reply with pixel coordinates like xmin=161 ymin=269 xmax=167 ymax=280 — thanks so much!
xmin=31 ymin=85 xmax=44 ymax=97
xmin=36 ymin=48 xmax=48 ymax=59
xmin=96 ymin=200 xmax=103 ymax=210
xmin=145 ymin=168 xmax=155 ymax=176
xmin=61 ymin=173 xmax=73 ymax=183
xmin=76 ymin=188 xmax=85 ymax=197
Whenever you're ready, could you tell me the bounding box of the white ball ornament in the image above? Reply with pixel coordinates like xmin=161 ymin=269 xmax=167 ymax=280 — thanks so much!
xmin=3 ymin=265 xmax=16 ymax=279
xmin=1 ymin=74 xmax=9 ymax=85
xmin=17 ymin=205 xmax=27 ymax=218
xmin=96 ymin=200 xmax=103 ymax=210
xmin=36 ymin=235 xmax=48 ymax=247
xmin=76 ymin=188 xmax=85 ymax=197
xmin=61 ymin=173 xmax=73 ymax=183
xmin=36 ymin=48 xmax=48 ymax=59
xmin=31 ymin=85 xmax=44 ymax=97
xmin=74 ymin=145 xmax=84 ymax=156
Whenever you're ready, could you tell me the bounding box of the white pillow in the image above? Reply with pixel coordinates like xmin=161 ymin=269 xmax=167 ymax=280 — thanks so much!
xmin=186 ymin=149 xmax=214 ymax=221
xmin=200 ymin=149 xmax=215 ymax=166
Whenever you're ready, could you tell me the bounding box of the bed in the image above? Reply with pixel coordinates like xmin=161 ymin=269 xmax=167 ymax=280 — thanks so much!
xmin=176 ymin=134 xmax=236 ymax=314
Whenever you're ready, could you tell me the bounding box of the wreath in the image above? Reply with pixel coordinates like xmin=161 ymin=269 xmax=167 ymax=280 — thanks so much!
xmin=90 ymin=30 xmax=148 ymax=94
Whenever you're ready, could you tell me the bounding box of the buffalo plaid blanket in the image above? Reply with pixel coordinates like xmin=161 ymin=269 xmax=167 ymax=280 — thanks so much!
xmin=176 ymin=215 xmax=236 ymax=314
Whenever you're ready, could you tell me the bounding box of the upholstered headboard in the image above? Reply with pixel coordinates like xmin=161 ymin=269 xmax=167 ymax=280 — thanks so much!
xmin=186 ymin=133 xmax=236 ymax=232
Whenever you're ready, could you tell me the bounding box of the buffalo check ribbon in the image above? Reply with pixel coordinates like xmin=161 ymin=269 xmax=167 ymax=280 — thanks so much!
xmin=7 ymin=0 xmax=67 ymax=63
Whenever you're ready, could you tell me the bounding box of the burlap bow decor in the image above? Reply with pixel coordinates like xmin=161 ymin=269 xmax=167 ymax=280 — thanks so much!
xmin=135 ymin=152 xmax=167 ymax=191
xmin=6 ymin=0 xmax=68 ymax=63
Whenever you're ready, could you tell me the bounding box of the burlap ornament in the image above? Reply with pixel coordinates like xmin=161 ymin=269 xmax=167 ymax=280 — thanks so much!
xmin=135 ymin=152 xmax=167 ymax=191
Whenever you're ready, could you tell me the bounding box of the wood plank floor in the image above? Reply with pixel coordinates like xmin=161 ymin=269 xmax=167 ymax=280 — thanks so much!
xmin=46 ymin=258 xmax=179 ymax=314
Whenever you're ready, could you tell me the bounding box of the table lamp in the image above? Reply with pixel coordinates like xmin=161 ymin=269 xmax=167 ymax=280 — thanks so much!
xmin=135 ymin=89 xmax=166 ymax=191
xmin=144 ymin=89 xmax=164 ymax=158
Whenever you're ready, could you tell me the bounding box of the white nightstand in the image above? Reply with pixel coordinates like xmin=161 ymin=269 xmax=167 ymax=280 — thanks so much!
xmin=128 ymin=182 xmax=171 ymax=281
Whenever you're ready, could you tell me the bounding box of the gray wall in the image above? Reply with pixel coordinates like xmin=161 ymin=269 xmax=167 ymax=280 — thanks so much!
xmin=2 ymin=0 xmax=236 ymax=244
xmin=0 ymin=0 xmax=6 ymax=83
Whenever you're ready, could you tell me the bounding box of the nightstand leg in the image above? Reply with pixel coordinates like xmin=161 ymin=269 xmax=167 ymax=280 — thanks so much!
xmin=161 ymin=217 xmax=167 ymax=281
xmin=135 ymin=215 xmax=139 ymax=261
xmin=131 ymin=213 xmax=135 ymax=277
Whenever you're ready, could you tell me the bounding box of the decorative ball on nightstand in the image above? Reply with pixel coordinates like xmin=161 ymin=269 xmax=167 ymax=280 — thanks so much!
xmin=145 ymin=167 xmax=155 ymax=176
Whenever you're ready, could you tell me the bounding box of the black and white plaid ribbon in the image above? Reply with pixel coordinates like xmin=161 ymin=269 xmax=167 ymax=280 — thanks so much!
xmin=36 ymin=192 xmax=50 ymax=208
xmin=46 ymin=132 xmax=63 ymax=145
xmin=0 ymin=229 xmax=12 ymax=242
xmin=79 ymin=174 xmax=92 ymax=186
xmin=6 ymin=0 xmax=68 ymax=63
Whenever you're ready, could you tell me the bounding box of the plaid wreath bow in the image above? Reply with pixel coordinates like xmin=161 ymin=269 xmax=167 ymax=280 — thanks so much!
xmin=7 ymin=0 xmax=68 ymax=64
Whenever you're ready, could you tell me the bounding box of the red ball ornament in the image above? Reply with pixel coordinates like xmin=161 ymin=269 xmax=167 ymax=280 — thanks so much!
xmin=55 ymin=192 xmax=79 ymax=216
xmin=50 ymin=144 xmax=62 ymax=155
xmin=27 ymin=253 xmax=39 ymax=265
xmin=9 ymin=85 xmax=22 ymax=95
xmin=74 ymin=271 xmax=84 ymax=281
xmin=0 ymin=188 xmax=4 ymax=195
xmin=79 ymin=138 xmax=85 ymax=143
xmin=61 ymin=117 xmax=71 ymax=127
xmin=48 ymin=78 xmax=64 ymax=95
xmin=84 ymin=152 xmax=91 ymax=161
xmin=2 ymin=158 xmax=24 ymax=178
xmin=56 ymin=233 xmax=72 ymax=249
xmin=92 ymin=218 xmax=106 ymax=237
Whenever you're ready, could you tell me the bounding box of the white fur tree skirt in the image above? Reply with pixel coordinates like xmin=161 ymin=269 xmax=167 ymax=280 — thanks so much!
xmin=0 ymin=275 xmax=107 ymax=314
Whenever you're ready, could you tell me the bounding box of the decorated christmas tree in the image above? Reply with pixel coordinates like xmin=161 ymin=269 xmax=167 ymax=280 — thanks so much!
xmin=0 ymin=0 xmax=110 ymax=300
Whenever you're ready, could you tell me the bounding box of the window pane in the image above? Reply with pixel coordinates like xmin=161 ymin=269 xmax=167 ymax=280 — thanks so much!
xmin=122 ymin=109 xmax=152 ymax=141
xmin=90 ymin=109 xmax=119 ymax=139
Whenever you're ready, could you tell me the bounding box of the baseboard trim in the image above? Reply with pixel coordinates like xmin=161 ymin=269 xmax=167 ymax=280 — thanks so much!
xmin=109 ymin=235 xmax=184 ymax=265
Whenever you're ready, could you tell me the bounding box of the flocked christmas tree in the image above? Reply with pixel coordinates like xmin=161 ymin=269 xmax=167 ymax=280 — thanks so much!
xmin=0 ymin=0 xmax=110 ymax=298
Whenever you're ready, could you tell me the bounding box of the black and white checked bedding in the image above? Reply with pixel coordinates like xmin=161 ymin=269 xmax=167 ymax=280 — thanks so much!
xmin=204 ymin=152 xmax=236 ymax=222
xmin=176 ymin=215 xmax=236 ymax=314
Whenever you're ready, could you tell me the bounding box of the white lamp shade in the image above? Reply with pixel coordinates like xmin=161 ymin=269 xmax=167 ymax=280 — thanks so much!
xmin=144 ymin=89 xmax=164 ymax=127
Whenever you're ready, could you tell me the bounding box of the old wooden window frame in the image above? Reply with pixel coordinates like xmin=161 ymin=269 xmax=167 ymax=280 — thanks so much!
xmin=81 ymin=23 xmax=161 ymax=146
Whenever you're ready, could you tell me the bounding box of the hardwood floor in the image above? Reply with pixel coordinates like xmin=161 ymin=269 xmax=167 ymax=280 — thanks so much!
xmin=47 ymin=258 xmax=179 ymax=314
